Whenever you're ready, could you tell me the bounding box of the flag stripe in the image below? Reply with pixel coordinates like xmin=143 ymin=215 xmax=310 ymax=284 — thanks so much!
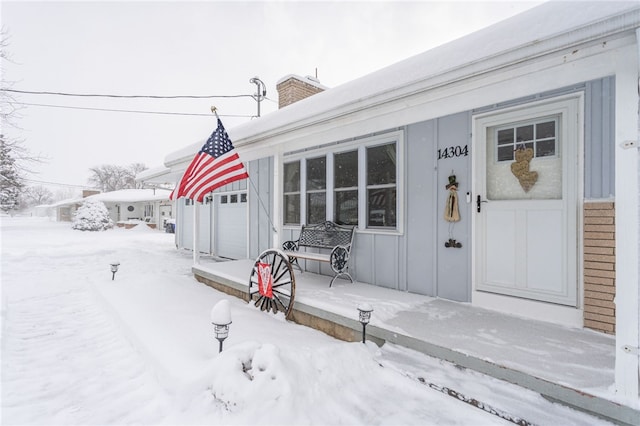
xmin=169 ymin=118 xmax=249 ymax=202
xmin=181 ymin=151 xmax=239 ymax=196
xmin=192 ymin=169 xmax=249 ymax=202
xmin=186 ymin=160 xmax=247 ymax=200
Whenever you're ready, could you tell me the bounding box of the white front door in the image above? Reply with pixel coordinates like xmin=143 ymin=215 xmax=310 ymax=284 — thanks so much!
xmin=474 ymin=96 xmax=581 ymax=306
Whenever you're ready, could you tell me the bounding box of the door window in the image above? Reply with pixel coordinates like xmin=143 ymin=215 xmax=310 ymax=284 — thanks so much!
xmin=487 ymin=115 xmax=561 ymax=200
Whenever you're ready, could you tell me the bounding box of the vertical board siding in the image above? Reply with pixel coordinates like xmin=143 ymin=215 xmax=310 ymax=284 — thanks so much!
xmin=435 ymin=112 xmax=472 ymax=302
xmin=235 ymin=77 xmax=615 ymax=304
xmin=248 ymin=157 xmax=274 ymax=259
xmin=585 ymin=77 xmax=616 ymax=199
xmin=405 ymin=120 xmax=437 ymax=296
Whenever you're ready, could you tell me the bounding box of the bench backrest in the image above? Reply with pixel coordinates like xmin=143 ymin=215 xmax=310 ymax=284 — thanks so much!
xmin=298 ymin=221 xmax=355 ymax=250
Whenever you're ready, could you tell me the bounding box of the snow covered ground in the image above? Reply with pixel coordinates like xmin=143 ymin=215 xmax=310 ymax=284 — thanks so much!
xmin=1 ymin=217 xmax=613 ymax=425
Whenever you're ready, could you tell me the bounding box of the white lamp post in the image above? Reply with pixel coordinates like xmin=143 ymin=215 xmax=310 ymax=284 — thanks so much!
xmin=110 ymin=262 xmax=120 ymax=280
xmin=357 ymin=303 xmax=373 ymax=344
xmin=211 ymin=300 xmax=232 ymax=353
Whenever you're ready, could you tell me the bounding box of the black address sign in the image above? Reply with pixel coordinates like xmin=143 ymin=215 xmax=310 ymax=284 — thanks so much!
xmin=437 ymin=145 xmax=469 ymax=160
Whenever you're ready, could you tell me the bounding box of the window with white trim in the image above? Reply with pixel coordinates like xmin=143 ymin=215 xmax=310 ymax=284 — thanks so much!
xmin=495 ymin=118 xmax=558 ymax=162
xmin=283 ymin=133 xmax=401 ymax=231
xmin=283 ymin=161 xmax=301 ymax=225
xmin=306 ymin=157 xmax=326 ymax=224
xmin=367 ymin=143 xmax=397 ymax=228
xmin=334 ymin=150 xmax=358 ymax=225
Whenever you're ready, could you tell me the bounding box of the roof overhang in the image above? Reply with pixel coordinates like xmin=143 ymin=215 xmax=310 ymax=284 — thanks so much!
xmin=164 ymin=2 xmax=640 ymax=169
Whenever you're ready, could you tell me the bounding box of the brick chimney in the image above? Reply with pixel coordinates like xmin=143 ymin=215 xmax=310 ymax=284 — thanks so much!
xmin=82 ymin=190 xmax=100 ymax=198
xmin=276 ymin=74 xmax=326 ymax=109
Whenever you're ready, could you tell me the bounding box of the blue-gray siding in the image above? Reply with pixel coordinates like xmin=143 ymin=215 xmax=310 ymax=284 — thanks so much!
xmin=585 ymin=76 xmax=616 ymax=199
xmin=184 ymin=76 xmax=616 ymax=303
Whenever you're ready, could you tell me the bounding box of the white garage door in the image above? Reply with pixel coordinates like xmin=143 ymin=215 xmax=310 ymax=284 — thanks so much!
xmin=215 ymin=192 xmax=247 ymax=259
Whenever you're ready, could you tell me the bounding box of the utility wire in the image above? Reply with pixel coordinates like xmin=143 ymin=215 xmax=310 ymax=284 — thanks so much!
xmin=2 ymin=88 xmax=255 ymax=100
xmin=23 ymin=177 xmax=97 ymax=189
xmin=17 ymin=102 xmax=253 ymax=118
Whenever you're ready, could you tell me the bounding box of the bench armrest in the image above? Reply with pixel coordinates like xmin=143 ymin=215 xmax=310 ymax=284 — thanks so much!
xmin=282 ymin=239 xmax=299 ymax=251
xmin=329 ymin=244 xmax=351 ymax=274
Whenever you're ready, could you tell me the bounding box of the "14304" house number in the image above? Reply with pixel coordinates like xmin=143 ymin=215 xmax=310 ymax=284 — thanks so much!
xmin=437 ymin=145 xmax=469 ymax=160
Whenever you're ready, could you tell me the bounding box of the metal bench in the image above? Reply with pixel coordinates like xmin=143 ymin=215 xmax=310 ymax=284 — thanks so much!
xmin=282 ymin=221 xmax=356 ymax=287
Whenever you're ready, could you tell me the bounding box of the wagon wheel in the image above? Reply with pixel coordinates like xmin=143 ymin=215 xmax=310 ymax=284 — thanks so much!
xmin=248 ymin=249 xmax=296 ymax=319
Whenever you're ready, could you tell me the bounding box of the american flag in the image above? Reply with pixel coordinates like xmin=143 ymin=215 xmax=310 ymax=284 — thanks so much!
xmin=170 ymin=118 xmax=249 ymax=202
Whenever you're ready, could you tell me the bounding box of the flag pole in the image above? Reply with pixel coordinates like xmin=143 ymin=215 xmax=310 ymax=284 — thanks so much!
xmin=210 ymin=105 xmax=277 ymax=234
xmin=193 ymin=107 xmax=219 ymax=264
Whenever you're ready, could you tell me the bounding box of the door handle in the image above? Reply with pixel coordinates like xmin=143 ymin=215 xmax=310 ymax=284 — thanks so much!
xmin=477 ymin=195 xmax=488 ymax=213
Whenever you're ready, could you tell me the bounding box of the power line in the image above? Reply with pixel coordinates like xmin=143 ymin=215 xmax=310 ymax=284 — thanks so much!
xmin=16 ymin=102 xmax=254 ymax=118
xmin=3 ymin=88 xmax=254 ymax=100
xmin=23 ymin=177 xmax=97 ymax=189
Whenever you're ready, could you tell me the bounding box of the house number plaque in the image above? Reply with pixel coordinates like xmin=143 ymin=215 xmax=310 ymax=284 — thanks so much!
xmin=437 ymin=145 xmax=469 ymax=160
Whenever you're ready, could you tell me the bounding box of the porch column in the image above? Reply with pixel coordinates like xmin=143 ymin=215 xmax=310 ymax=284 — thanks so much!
xmin=193 ymin=200 xmax=200 ymax=264
xmin=272 ymin=147 xmax=283 ymax=248
xmin=613 ymin=31 xmax=639 ymax=399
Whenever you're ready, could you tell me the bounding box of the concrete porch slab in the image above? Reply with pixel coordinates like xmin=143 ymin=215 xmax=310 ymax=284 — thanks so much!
xmin=192 ymin=258 xmax=639 ymax=425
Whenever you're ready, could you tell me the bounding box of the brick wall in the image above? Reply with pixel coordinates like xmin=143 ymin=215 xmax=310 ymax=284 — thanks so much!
xmin=583 ymin=201 xmax=615 ymax=334
xmin=276 ymin=76 xmax=325 ymax=109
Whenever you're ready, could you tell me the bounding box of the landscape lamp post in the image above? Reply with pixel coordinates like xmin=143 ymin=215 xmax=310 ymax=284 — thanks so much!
xmin=211 ymin=300 xmax=232 ymax=353
xmin=110 ymin=262 xmax=120 ymax=281
xmin=357 ymin=303 xmax=373 ymax=344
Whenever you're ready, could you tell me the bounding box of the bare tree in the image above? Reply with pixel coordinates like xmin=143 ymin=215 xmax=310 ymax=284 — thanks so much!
xmin=1 ymin=27 xmax=22 ymax=129
xmin=88 ymin=163 xmax=148 ymax=192
xmin=0 ymin=28 xmax=45 ymax=213
xmin=23 ymin=185 xmax=54 ymax=206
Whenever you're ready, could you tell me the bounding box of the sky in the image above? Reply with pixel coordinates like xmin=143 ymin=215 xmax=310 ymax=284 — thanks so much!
xmin=1 ymin=0 xmax=542 ymax=196
xmin=1 ymin=216 xmax=611 ymax=425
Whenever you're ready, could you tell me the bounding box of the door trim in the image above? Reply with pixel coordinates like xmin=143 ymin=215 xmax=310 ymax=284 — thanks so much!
xmin=471 ymin=94 xmax=584 ymax=324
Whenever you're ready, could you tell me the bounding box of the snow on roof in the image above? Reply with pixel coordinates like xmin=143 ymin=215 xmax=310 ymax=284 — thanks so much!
xmin=50 ymin=197 xmax=85 ymax=208
xmin=136 ymin=165 xmax=170 ymax=181
xmin=86 ymin=188 xmax=171 ymax=203
xmin=135 ymin=165 xmax=183 ymax=185
xmin=165 ymin=1 xmax=640 ymax=167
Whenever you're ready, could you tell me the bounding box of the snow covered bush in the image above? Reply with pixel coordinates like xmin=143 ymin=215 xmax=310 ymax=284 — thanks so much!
xmin=72 ymin=199 xmax=114 ymax=231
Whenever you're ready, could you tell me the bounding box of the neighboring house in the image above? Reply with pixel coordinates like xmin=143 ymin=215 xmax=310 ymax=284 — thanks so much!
xmin=52 ymin=190 xmax=100 ymax=222
xmin=142 ymin=2 xmax=639 ymax=398
xmin=88 ymin=188 xmax=172 ymax=229
xmin=54 ymin=188 xmax=172 ymax=230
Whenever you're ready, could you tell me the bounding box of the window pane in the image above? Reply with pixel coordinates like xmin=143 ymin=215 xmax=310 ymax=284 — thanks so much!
xmin=367 ymin=143 xmax=396 ymax=185
xmin=536 ymin=121 xmax=555 ymax=139
xmin=516 ymin=125 xmax=533 ymax=142
xmin=306 ymin=192 xmax=326 ymax=224
xmin=335 ymin=150 xmax=358 ymax=188
xmin=230 ymin=194 xmax=238 ymax=203
xmin=306 ymin=157 xmax=326 ymax=190
xmin=221 ymin=195 xmax=228 ymax=204
xmin=284 ymin=194 xmax=300 ymax=225
xmin=335 ymin=190 xmax=358 ymax=225
xmin=284 ymin=162 xmax=300 ymax=193
xmin=240 ymin=193 xmax=247 ymax=203
xmin=536 ymin=139 xmax=556 ymax=157
xmin=497 ymin=128 xmax=513 ymax=146
xmin=498 ymin=146 xmax=514 ymax=162
xmin=367 ymin=188 xmax=396 ymax=227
